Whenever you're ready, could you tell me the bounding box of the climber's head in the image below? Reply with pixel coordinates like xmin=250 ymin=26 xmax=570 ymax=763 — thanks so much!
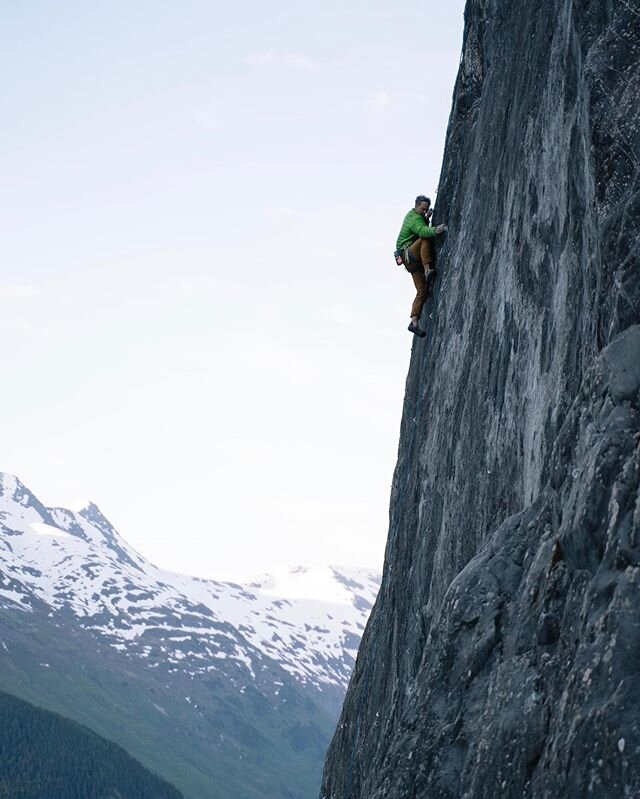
xmin=415 ymin=195 xmax=431 ymax=217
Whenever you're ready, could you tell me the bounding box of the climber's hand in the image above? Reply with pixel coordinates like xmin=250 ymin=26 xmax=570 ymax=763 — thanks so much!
xmin=436 ymin=223 xmax=447 ymax=235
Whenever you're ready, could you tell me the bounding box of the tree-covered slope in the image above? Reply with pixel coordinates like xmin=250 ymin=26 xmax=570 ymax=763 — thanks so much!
xmin=0 ymin=689 xmax=183 ymax=799
xmin=0 ymin=587 xmax=335 ymax=799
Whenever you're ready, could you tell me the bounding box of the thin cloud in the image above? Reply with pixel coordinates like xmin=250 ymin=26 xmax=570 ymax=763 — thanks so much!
xmin=194 ymin=108 xmax=222 ymax=132
xmin=282 ymin=52 xmax=315 ymax=70
xmin=1 ymin=318 xmax=52 ymax=338
xmin=244 ymin=51 xmax=315 ymax=70
xmin=244 ymin=51 xmax=276 ymax=66
xmin=365 ymin=90 xmax=391 ymax=111
xmin=0 ymin=284 xmax=41 ymax=298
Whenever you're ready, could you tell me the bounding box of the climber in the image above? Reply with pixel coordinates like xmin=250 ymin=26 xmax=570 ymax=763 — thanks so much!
xmin=394 ymin=195 xmax=447 ymax=337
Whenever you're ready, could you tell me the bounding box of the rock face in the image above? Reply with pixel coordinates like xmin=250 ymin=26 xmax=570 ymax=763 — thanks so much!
xmin=321 ymin=0 xmax=639 ymax=797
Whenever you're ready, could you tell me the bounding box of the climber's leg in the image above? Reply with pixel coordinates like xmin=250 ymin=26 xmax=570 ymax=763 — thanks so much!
xmin=410 ymin=268 xmax=428 ymax=321
xmin=418 ymin=238 xmax=434 ymax=271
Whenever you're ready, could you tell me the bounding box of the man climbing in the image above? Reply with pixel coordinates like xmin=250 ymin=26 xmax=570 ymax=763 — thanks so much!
xmin=395 ymin=195 xmax=447 ymax=337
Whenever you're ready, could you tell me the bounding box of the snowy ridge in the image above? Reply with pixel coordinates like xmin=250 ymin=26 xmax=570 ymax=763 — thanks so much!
xmin=0 ymin=474 xmax=379 ymax=695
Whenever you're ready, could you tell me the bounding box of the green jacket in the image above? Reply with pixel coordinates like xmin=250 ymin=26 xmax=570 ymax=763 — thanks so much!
xmin=395 ymin=209 xmax=438 ymax=251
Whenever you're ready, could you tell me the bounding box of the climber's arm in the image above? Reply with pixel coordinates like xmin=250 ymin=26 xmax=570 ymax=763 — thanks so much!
xmin=408 ymin=215 xmax=439 ymax=239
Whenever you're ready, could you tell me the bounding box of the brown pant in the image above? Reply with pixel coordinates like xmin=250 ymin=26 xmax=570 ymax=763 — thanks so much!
xmin=405 ymin=239 xmax=434 ymax=319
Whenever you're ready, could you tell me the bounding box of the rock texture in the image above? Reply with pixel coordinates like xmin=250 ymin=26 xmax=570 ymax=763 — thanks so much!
xmin=321 ymin=0 xmax=639 ymax=796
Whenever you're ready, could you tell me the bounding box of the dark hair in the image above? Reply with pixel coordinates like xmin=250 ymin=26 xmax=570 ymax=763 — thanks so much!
xmin=415 ymin=195 xmax=431 ymax=206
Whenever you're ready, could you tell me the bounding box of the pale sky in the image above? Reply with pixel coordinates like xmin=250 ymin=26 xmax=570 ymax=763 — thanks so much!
xmin=1 ymin=0 xmax=465 ymax=579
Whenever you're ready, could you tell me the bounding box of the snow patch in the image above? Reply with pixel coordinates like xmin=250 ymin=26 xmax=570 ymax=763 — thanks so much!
xmin=0 ymin=471 xmax=381 ymax=694
xmin=30 ymin=522 xmax=73 ymax=539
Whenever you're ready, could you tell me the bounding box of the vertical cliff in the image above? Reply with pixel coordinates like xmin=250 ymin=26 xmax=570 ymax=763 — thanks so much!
xmin=321 ymin=0 xmax=639 ymax=796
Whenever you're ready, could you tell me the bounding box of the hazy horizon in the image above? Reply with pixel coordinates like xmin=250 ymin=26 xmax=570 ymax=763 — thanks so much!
xmin=1 ymin=1 xmax=466 ymax=579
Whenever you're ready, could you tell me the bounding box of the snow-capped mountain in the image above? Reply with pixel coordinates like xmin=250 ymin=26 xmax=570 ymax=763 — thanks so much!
xmin=0 ymin=473 xmax=379 ymax=709
xmin=0 ymin=472 xmax=381 ymax=797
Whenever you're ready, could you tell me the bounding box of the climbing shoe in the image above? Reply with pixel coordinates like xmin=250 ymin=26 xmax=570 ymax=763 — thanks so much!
xmin=408 ymin=323 xmax=426 ymax=338
xmin=425 ymin=267 xmax=437 ymax=289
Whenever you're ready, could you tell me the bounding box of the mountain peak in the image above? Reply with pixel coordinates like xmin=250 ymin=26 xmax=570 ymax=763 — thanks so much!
xmin=0 ymin=475 xmax=380 ymax=704
xmin=76 ymin=501 xmax=113 ymax=530
xmin=0 ymin=473 xmax=27 ymax=501
xmin=66 ymin=498 xmax=96 ymax=513
xmin=0 ymin=472 xmax=53 ymax=523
